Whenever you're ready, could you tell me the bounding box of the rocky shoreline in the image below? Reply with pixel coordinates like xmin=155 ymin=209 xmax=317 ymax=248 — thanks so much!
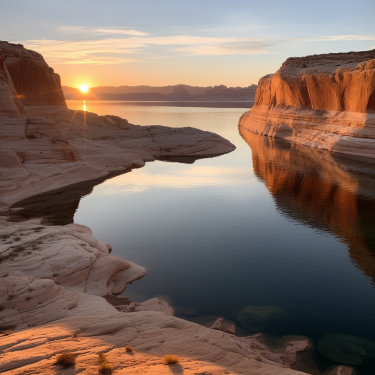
xmin=0 ymin=41 xmax=319 ymax=374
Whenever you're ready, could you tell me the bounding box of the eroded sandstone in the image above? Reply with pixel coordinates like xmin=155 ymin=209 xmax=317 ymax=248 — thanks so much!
xmin=0 ymin=41 xmax=66 ymax=107
xmin=0 ymin=42 xmax=309 ymax=374
xmin=239 ymin=49 xmax=375 ymax=159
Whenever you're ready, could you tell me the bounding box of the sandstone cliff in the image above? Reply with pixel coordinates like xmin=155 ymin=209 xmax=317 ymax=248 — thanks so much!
xmin=0 ymin=41 xmax=66 ymax=107
xmin=239 ymin=50 xmax=375 ymax=159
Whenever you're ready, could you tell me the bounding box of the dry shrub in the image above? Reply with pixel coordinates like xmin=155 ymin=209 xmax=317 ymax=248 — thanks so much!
xmin=163 ymin=354 xmax=180 ymax=365
xmin=0 ymin=325 xmax=15 ymax=335
xmin=125 ymin=345 xmax=133 ymax=352
xmin=56 ymin=352 xmax=76 ymax=367
xmin=255 ymin=355 xmax=263 ymax=362
xmin=98 ymin=353 xmax=113 ymax=374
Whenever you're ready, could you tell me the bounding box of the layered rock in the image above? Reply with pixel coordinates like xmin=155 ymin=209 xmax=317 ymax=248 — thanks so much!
xmin=0 ymin=41 xmax=66 ymax=107
xmin=239 ymin=50 xmax=375 ymax=159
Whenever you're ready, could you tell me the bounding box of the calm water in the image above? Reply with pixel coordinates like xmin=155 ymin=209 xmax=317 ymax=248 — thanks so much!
xmin=65 ymin=101 xmax=375 ymax=372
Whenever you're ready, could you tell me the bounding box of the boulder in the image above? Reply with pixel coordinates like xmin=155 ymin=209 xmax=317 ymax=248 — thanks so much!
xmin=237 ymin=305 xmax=287 ymax=332
xmin=317 ymin=333 xmax=375 ymax=366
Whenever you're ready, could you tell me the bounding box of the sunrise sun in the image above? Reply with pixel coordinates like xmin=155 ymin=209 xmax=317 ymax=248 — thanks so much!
xmin=79 ymin=84 xmax=89 ymax=93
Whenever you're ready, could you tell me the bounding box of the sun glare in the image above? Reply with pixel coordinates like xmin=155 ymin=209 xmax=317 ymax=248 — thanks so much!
xmin=79 ymin=84 xmax=89 ymax=93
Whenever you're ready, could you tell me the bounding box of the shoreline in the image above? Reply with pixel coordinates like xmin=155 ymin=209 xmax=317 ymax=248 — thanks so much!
xmin=0 ymin=104 xmax=310 ymax=374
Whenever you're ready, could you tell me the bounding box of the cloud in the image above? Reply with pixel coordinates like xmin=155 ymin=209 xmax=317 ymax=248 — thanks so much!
xmin=22 ymin=35 xmax=273 ymax=64
xmin=95 ymin=28 xmax=148 ymax=36
xmin=23 ymin=32 xmax=374 ymax=66
xmin=22 ymin=39 xmax=142 ymax=64
xmin=287 ymin=35 xmax=375 ymax=42
xmin=59 ymin=26 xmax=148 ymax=36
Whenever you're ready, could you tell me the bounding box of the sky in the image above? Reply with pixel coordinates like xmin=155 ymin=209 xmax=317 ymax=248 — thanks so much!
xmin=1 ymin=0 xmax=375 ymax=88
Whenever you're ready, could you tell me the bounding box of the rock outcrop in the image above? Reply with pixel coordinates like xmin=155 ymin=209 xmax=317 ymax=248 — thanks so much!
xmin=0 ymin=41 xmax=66 ymax=107
xmin=239 ymin=50 xmax=375 ymax=159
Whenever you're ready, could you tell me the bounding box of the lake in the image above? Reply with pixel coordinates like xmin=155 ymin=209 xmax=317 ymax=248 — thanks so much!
xmin=66 ymin=100 xmax=375 ymax=373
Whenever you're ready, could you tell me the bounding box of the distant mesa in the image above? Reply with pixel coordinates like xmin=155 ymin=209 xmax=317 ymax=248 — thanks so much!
xmin=62 ymin=83 xmax=257 ymax=102
xmin=171 ymin=85 xmax=190 ymax=96
xmin=239 ymin=49 xmax=375 ymax=159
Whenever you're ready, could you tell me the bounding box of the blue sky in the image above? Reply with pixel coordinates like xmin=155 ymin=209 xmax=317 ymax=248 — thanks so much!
xmin=1 ymin=0 xmax=374 ymax=87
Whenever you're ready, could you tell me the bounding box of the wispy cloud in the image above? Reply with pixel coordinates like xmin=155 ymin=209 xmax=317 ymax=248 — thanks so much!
xmin=287 ymin=35 xmax=375 ymax=42
xmin=23 ymin=39 xmax=140 ymax=64
xmin=59 ymin=26 xmax=148 ymax=36
xmin=22 ymin=35 xmax=273 ymax=64
xmin=95 ymin=28 xmax=148 ymax=36
xmin=22 ymin=32 xmax=375 ymax=66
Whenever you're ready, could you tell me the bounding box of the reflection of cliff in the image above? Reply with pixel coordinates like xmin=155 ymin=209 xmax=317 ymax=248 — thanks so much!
xmin=7 ymin=178 xmax=101 ymax=225
xmin=240 ymin=128 xmax=375 ymax=285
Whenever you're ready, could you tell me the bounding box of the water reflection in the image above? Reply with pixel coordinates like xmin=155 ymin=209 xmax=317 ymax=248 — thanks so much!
xmin=240 ymin=127 xmax=375 ymax=286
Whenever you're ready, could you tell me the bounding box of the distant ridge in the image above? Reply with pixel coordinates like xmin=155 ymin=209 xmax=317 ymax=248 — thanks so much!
xmin=62 ymin=84 xmax=257 ymax=102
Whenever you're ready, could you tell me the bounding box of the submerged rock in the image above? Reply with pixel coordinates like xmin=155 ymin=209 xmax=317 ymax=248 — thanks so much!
xmin=317 ymin=333 xmax=375 ymax=366
xmin=237 ymin=305 xmax=287 ymax=332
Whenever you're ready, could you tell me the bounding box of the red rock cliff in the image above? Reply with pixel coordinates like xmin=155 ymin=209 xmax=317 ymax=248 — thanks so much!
xmin=239 ymin=49 xmax=375 ymax=159
xmin=0 ymin=41 xmax=66 ymax=107
xmin=255 ymin=50 xmax=375 ymax=113
xmin=0 ymin=52 xmax=25 ymax=114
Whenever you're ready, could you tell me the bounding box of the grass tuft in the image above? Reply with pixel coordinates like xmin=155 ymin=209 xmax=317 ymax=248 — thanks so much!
xmin=255 ymin=355 xmax=263 ymax=362
xmin=98 ymin=353 xmax=113 ymax=374
xmin=163 ymin=354 xmax=180 ymax=365
xmin=56 ymin=352 xmax=76 ymax=367
xmin=125 ymin=345 xmax=133 ymax=352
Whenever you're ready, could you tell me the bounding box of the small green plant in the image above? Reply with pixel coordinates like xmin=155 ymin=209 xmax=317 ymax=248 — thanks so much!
xmin=163 ymin=354 xmax=180 ymax=365
xmin=125 ymin=345 xmax=133 ymax=352
xmin=56 ymin=352 xmax=76 ymax=367
xmin=97 ymin=353 xmax=113 ymax=374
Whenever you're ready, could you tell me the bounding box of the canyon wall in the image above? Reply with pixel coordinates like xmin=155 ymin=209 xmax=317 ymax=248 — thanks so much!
xmin=239 ymin=50 xmax=375 ymax=159
xmin=0 ymin=41 xmax=66 ymax=107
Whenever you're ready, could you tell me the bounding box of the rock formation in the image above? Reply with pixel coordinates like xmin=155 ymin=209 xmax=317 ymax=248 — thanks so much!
xmin=239 ymin=50 xmax=375 ymax=159
xmin=0 ymin=41 xmax=66 ymax=107
xmin=0 ymin=42 xmax=309 ymax=374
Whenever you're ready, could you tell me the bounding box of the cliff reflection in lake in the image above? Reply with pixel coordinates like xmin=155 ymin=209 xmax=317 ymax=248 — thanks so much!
xmin=240 ymin=127 xmax=375 ymax=286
